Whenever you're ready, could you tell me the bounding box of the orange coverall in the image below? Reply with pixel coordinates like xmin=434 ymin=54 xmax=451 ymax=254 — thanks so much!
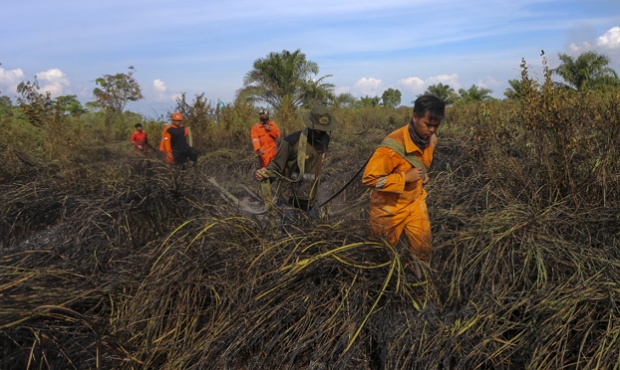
xmin=159 ymin=124 xmax=189 ymax=164
xmin=362 ymin=124 xmax=436 ymax=262
xmin=251 ymin=120 xmax=281 ymax=167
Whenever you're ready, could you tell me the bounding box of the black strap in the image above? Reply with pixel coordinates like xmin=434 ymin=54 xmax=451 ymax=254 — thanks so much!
xmin=318 ymin=156 xmax=370 ymax=208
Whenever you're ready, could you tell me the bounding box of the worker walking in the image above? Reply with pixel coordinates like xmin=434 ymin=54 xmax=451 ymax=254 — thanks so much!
xmin=362 ymin=95 xmax=445 ymax=266
xmin=130 ymin=123 xmax=148 ymax=154
xmin=159 ymin=112 xmax=198 ymax=168
xmin=251 ymin=109 xmax=281 ymax=168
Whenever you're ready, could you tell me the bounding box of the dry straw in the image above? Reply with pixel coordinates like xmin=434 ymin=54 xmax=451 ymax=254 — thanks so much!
xmin=1 ymin=80 xmax=620 ymax=368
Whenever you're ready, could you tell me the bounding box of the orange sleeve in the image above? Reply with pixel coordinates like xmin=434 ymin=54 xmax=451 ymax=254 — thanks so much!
xmin=160 ymin=127 xmax=171 ymax=153
xmin=362 ymin=147 xmax=407 ymax=194
xmin=250 ymin=124 xmax=261 ymax=152
xmin=269 ymin=122 xmax=280 ymax=140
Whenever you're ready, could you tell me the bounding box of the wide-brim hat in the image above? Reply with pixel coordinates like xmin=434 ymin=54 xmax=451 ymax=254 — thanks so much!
xmin=303 ymin=105 xmax=338 ymax=131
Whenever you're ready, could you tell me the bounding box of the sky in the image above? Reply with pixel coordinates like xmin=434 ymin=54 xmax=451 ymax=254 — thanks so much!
xmin=1 ymin=0 xmax=619 ymax=118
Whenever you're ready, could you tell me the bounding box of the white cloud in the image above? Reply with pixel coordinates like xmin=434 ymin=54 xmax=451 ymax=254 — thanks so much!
xmin=569 ymin=27 xmax=620 ymax=55
xmin=597 ymin=27 xmax=620 ymax=50
xmin=36 ymin=69 xmax=70 ymax=96
xmin=153 ymin=79 xmax=166 ymax=94
xmin=353 ymin=77 xmax=383 ymax=96
xmin=153 ymin=79 xmax=167 ymax=99
xmin=398 ymin=77 xmax=424 ymax=93
xmin=152 ymin=79 xmax=176 ymax=102
xmin=0 ymin=67 xmax=26 ymax=95
xmin=426 ymin=74 xmax=461 ymax=90
xmin=567 ymin=40 xmax=593 ymax=55
xmin=477 ymin=76 xmax=501 ymax=90
xmin=398 ymin=74 xmax=461 ymax=95
xmin=569 ymin=43 xmax=580 ymax=53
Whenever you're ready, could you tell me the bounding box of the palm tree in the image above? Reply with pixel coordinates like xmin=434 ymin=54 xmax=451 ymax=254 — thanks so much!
xmin=504 ymin=79 xmax=540 ymax=100
xmin=457 ymin=85 xmax=493 ymax=103
xmin=552 ymin=51 xmax=620 ymax=91
xmin=237 ymin=49 xmax=335 ymax=111
xmin=359 ymin=95 xmax=381 ymax=107
xmin=417 ymin=83 xmax=459 ymax=105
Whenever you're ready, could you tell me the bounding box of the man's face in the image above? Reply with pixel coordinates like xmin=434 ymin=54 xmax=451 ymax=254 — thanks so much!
xmin=136 ymin=126 xmax=143 ymax=132
xmin=412 ymin=111 xmax=440 ymax=139
xmin=259 ymin=114 xmax=269 ymax=123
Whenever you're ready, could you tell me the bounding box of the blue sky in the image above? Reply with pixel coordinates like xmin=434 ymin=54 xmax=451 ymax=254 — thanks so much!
xmin=1 ymin=0 xmax=619 ymax=118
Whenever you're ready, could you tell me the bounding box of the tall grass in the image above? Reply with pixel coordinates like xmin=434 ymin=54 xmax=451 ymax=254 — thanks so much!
xmin=1 ymin=62 xmax=619 ymax=369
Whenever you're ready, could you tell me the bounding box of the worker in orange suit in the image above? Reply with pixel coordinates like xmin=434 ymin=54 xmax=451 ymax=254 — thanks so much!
xmin=130 ymin=123 xmax=148 ymax=154
xmin=251 ymin=109 xmax=281 ymax=168
xmin=159 ymin=112 xmax=197 ymax=167
xmin=362 ymin=95 xmax=445 ymax=266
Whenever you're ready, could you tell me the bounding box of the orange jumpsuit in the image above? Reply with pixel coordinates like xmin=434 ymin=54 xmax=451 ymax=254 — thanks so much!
xmin=362 ymin=124 xmax=436 ymax=262
xmin=251 ymin=120 xmax=281 ymax=167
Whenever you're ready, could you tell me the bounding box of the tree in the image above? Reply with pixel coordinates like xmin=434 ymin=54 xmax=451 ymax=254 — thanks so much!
xmin=237 ymin=49 xmax=335 ymax=111
xmin=174 ymin=93 xmax=215 ymax=148
xmin=359 ymin=95 xmax=381 ymax=107
xmin=92 ymin=66 xmax=143 ymax=113
xmin=552 ymin=51 xmax=620 ymax=91
xmin=17 ymin=78 xmax=58 ymax=128
xmin=503 ymin=78 xmax=540 ymax=100
xmin=332 ymin=92 xmax=358 ymax=108
xmin=0 ymin=95 xmax=11 ymax=116
xmin=418 ymin=83 xmax=459 ymax=105
xmin=457 ymin=85 xmax=493 ymax=103
xmin=16 ymin=78 xmax=67 ymax=160
xmin=55 ymin=95 xmax=87 ymax=116
xmin=381 ymin=88 xmax=402 ymax=108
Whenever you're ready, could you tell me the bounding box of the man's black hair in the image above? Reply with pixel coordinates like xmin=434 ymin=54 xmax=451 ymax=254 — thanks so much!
xmin=135 ymin=123 xmax=143 ymax=128
xmin=413 ymin=95 xmax=445 ymax=122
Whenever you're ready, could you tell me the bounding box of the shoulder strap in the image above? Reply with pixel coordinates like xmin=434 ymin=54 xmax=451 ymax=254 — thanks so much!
xmin=379 ymin=137 xmax=427 ymax=178
xmin=296 ymin=128 xmax=308 ymax=179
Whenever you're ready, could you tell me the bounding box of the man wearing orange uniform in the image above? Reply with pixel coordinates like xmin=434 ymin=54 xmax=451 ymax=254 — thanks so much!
xmin=251 ymin=109 xmax=280 ymax=167
xmin=130 ymin=123 xmax=148 ymax=154
xmin=159 ymin=112 xmax=197 ymax=166
xmin=362 ymin=95 xmax=445 ymax=264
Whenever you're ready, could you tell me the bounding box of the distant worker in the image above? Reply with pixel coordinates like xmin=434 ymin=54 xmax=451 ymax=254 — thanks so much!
xmin=362 ymin=95 xmax=446 ymax=266
xmin=255 ymin=105 xmax=336 ymax=224
xmin=251 ymin=109 xmax=281 ymax=168
xmin=159 ymin=112 xmax=198 ymax=167
xmin=130 ymin=123 xmax=148 ymax=154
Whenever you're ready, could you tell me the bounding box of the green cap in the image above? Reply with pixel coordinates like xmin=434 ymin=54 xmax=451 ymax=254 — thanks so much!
xmin=303 ymin=105 xmax=337 ymax=132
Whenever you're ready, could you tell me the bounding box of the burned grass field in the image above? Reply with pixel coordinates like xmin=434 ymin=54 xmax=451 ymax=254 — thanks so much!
xmin=2 ymin=90 xmax=620 ymax=369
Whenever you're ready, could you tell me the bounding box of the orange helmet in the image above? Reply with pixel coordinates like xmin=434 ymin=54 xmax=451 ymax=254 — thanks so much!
xmin=172 ymin=112 xmax=183 ymax=121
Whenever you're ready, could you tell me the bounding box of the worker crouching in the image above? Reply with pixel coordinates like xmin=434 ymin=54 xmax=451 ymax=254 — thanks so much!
xmin=254 ymin=105 xmax=337 ymax=229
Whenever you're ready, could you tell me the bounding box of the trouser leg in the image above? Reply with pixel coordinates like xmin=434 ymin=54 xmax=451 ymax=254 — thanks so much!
xmin=369 ymin=200 xmax=432 ymax=261
xmin=402 ymin=199 xmax=432 ymax=263
xmin=369 ymin=209 xmax=406 ymax=246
